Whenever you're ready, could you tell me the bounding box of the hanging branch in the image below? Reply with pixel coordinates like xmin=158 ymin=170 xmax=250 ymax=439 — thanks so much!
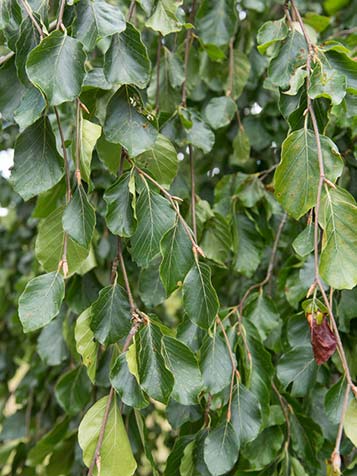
xmin=272 ymin=382 xmax=291 ymax=450
xmin=0 ymin=51 xmax=15 ymax=66
xmin=19 ymin=0 xmax=44 ymax=39
xmin=75 ymin=99 xmax=82 ymax=185
xmin=56 ymin=0 xmax=66 ymax=30
xmin=189 ymin=145 xmax=197 ymax=240
xmin=127 ymin=0 xmax=136 ymax=22
xmin=54 ymin=106 xmax=71 ymax=277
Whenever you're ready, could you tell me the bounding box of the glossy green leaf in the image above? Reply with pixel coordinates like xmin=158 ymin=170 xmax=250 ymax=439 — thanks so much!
xmin=37 ymin=315 xmax=68 ymax=366
xmin=79 ymin=119 xmax=102 ymax=184
xmin=200 ymin=213 xmax=231 ymax=265
xmin=277 ymin=345 xmax=317 ymax=397
xmin=199 ymin=332 xmax=233 ymax=394
xmin=227 ymin=50 xmax=251 ymax=99
xmin=232 ymin=213 xmax=263 ymax=277
xmin=110 ymin=352 xmax=149 ymax=409
xmin=231 ymin=384 xmax=262 ymax=445
xmin=96 ymin=134 xmax=121 ymax=174
xmin=230 ymin=127 xmax=251 ymax=166
xmin=344 ymin=398 xmax=357 ymax=447
xmin=15 ymin=18 xmax=40 ymax=85
xmin=26 ymin=31 xmax=86 ymax=106
xmin=203 ymin=96 xmax=236 ymax=130
xmin=245 ymin=293 xmax=280 ymax=341
xmin=293 ymin=223 xmax=315 ymax=257
xmin=319 ymin=187 xmax=357 ymax=290
xmin=326 ymin=50 xmax=357 ymax=93
xmin=139 ymin=260 xmax=166 ymax=307
xmin=75 ymin=307 xmax=98 ymax=383
xmin=104 ymin=172 xmax=136 ymax=237
xmin=162 ymin=335 xmax=202 ymax=405
xmin=78 ymin=395 xmax=137 ymax=476
xmin=134 ymin=134 xmax=178 ymax=188
xmin=18 ymin=272 xmax=64 ymax=333
xmin=136 ymin=321 xmax=174 ymax=403
xmin=203 ymin=422 xmax=239 ymax=476
xmin=75 ymin=0 xmax=126 ymax=51
xmin=196 ymin=0 xmax=237 ymax=47
xmin=274 ymin=129 xmax=343 ymax=219
xmin=104 ymin=87 xmax=158 ymax=157
xmin=131 ymin=178 xmax=175 ymax=267
xmin=324 ymin=377 xmax=349 ymax=425
xmin=14 ymin=85 xmax=45 ymax=131
xmin=257 ymin=18 xmax=289 ymax=54
xmin=183 ymin=260 xmax=219 ymax=329
xmin=90 ymin=284 xmax=131 ymax=345
xmin=0 ymin=58 xmax=24 ymax=120
xmin=186 ymin=111 xmax=215 ymax=154
xmin=55 ymin=366 xmax=91 ymax=415
xmin=35 ymin=207 xmax=90 ymax=275
xmin=309 ymin=58 xmax=346 ymax=105
xmin=146 ymin=0 xmax=183 ymax=36
xmin=63 ymin=185 xmax=96 ymax=248
xmin=104 ymin=24 xmax=151 ymax=89
xmin=10 ymin=117 xmax=63 ymax=201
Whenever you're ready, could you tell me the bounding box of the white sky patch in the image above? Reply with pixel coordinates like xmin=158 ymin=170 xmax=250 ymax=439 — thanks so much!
xmin=239 ymin=10 xmax=247 ymax=20
xmin=0 ymin=207 xmax=9 ymax=217
xmin=0 ymin=149 xmax=14 ymax=179
xmin=177 ymin=152 xmax=185 ymax=161
xmin=251 ymin=102 xmax=263 ymax=115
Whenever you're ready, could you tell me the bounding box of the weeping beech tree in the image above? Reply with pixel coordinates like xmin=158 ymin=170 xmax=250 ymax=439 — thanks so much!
xmin=1 ymin=0 xmax=357 ymax=474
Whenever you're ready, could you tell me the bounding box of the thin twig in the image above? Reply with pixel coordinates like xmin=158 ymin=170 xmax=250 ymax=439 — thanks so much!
xmin=237 ymin=212 xmax=287 ymax=315
xmin=117 ymin=238 xmax=136 ymax=313
xmin=75 ymin=99 xmax=82 ymax=185
xmin=127 ymin=0 xmax=136 ymax=21
xmin=235 ymin=309 xmax=252 ymax=380
xmin=56 ymin=0 xmax=66 ymax=30
xmin=0 ymin=51 xmax=15 ymax=66
xmin=189 ymin=145 xmax=197 ymax=240
xmin=19 ymin=0 xmax=43 ymax=39
xmin=181 ymin=0 xmax=197 ymax=106
xmin=226 ymin=37 xmax=235 ymax=97
xmin=216 ymin=316 xmax=236 ymax=422
xmin=54 ymin=106 xmax=71 ymax=277
xmin=331 ymin=383 xmax=350 ymax=473
xmin=272 ymin=382 xmax=291 ymax=450
xmin=155 ymin=35 xmax=162 ymax=113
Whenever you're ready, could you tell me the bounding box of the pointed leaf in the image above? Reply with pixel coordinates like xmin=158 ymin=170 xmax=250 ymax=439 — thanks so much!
xmin=257 ymin=18 xmax=288 ymax=55
xmin=26 ymin=31 xmax=86 ymax=106
xmin=203 ymin=422 xmax=239 ymax=476
xmin=75 ymin=307 xmax=98 ymax=383
xmin=37 ymin=315 xmax=68 ymax=366
xmin=19 ymin=272 xmax=65 ymax=333
xmin=277 ymin=345 xmax=317 ymax=397
xmin=231 ymin=384 xmax=262 ymax=445
xmin=203 ymin=96 xmax=236 ymax=130
xmin=104 ymin=23 xmax=151 ymax=89
xmin=199 ymin=333 xmax=233 ymax=394
xmin=79 ymin=119 xmax=102 ymax=184
xmin=146 ymin=0 xmax=183 ymax=36
xmin=75 ymin=0 xmax=126 ymax=51
xmin=274 ymin=129 xmax=343 ymax=219
xmin=63 ymin=185 xmax=96 ymax=248
xmin=183 ymin=260 xmax=219 ymax=329
xmin=90 ymin=284 xmax=131 ymax=345
xmin=10 ymin=117 xmax=63 ymax=201
xmin=196 ymin=0 xmax=237 ymax=47
xmin=104 ymin=172 xmax=136 ymax=237
xmin=245 ymin=293 xmax=280 ymax=341
xmin=162 ymin=336 xmax=202 ymax=405
xmin=136 ymin=321 xmax=174 ymax=403
xmin=78 ymin=395 xmax=137 ymax=476
xmin=131 ymin=179 xmax=175 ymax=267
xmin=344 ymin=398 xmax=357 ymax=447
xmin=55 ymin=366 xmax=91 ymax=415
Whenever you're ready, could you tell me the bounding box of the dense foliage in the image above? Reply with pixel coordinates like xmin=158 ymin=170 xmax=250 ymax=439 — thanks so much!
xmin=1 ymin=0 xmax=357 ymax=475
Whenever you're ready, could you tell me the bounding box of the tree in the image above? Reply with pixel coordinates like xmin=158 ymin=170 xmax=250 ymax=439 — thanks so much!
xmin=1 ymin=0 xmax=357 ymax=474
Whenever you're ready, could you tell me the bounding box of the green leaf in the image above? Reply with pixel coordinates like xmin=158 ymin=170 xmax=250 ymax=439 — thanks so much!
xmin=324 ymin=377 xmax=349 ymax=425
xmin=35 ymin=206 xmax=90 ymax=275
xmin=27 ymin=417 xmax=69 ymax=466
xmin=241 ymin=426 xmax=284 ymax=470
xmin=325 ymin=50 xmax=357 ymax=93
xmin=257 ymin=18 xmax=289 ymax=55
xmin=104 ymin=172 xmax=136 ymax=237
xmin=78 ymin=395 xmax=137 ymax=476
xmin=268 ymin=30 xmax=307 ymax=90
xmin=160 ymin=219 xmax=194 ymax=295
xmin=10 ymin=117 xmax=63 ymax=201
xmin=15 ymin=18 xmax=40 ymax=85
xmin=131 ymin=178 xmax=175 ymax=267
xmin=75 ymin=307 xmax=98 ymax=383
xmin=26 ymin=31 xmax=86 ymax=106
xmin=344 ymin=398 xmax=357 ymax=447
xmin=200 ymin=332 xmax=233 ymax=394
xmin=14 ymin=85 xmax=45 ymax=131
xmin=293 ymin=223 xmax=315 ymax=257
xmin=277 ymin=345 xmax=317 ymax=397
xmin=203 ymin=422 xmax=239 ymax=476
xmin=245 ymin=293 xmax=280 ymax=341
xmin=63 ymin=185 xmax=96 ymax=249
xmin=110 ymin=352 xmax=149 ymax=409
xmin=104 ymin=24 xmax=151 ymax=89
xmin=134 ymin=134 xmax=178 ymax=188
xmin=37 ymin=315 xmax=68 ymax=366
xmin=180 ymin=440 xmax=196 ymax=476
xmin=232 ymin=213 xmax=263 ymax=277
xmin=162 ymin=335 xmax=202 ymax=405
xmin=183 ymin=260 xmax=219 ymax=329
xmin=90 ymin=284 xmax=131 ymax=345
xmin=0 ymin=58 xmax=24 ymax=121
xmin=186 ymin=111 xmax=215 ymax=154
xmin=136 ymin=321 xmax=174 ymax=403
xmin=274 ymin=129 xmax=343 ymax=219
xmin=200 ymin=213 xmax=231 ymax=266
xmin=146 ymin=0 xmax=183 ymax=36
xmin=231 ymin=384 xmax=262 ymax=445
xmin=230 ymin=127 xmax=251 ymax=166
xmin=79 ymin=119 xmax=102 ymax=184
xmin=96 ymin=134 xmax=121 ymax=174
xmin=75 ymin=0 xmax=126 ymax=51
xmin=203 ymin=96 xmax=236 ymax=130
xmin=309 ymin=58 xmax=346 ymax=105
xmin=104 ymin=87 xmax=158 ymax=157
xmin=18 ymin=272 xmax=65 ymax=333
xmin=139 ymin=260 xmax=166 ymax=307
xmin=196 ymin=0 xmax=237 ymax=47
xmin=55 ymin=366 xmax=91 ymax=415
xmin=227 ymin=50 xmax=251 ymax=99
xmin=319 ymin=187 xmax=357 ymax=290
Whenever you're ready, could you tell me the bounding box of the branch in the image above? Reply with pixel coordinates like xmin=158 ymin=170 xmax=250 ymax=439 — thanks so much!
xmin=54 ymin=106 xmax=71 ymax=277
xmin=331 ymin=383 xmax=350 ymax=473
xmin=189 ymin=145 xmax=197 ymax=240
xmin=75 ymin=99 xmax=82 ymax=185
xmin=19 ymin=0 xmax=44 ymax=39
xmin=0 ymin=51 xmax=15 ymax=66
xmin=56 ymin=0 xmax=66 ymax=30
xmin=127 ymin=0 xmax=136 ymax=22
xmin=272 ymin=382 xmax=291 ymax=450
